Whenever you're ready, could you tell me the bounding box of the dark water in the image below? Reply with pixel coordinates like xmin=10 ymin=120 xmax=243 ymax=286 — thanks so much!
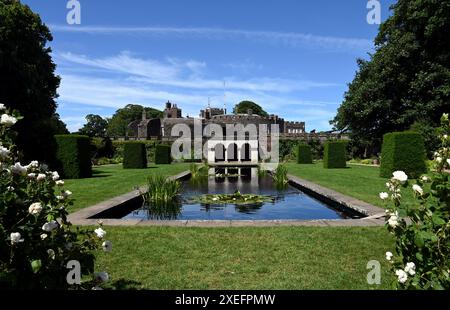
xmin=121 ymin=168 xmax=351 ymax=221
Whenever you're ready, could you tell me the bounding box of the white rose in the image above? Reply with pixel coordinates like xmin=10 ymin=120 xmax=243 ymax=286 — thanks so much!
xmin=27 ymin=161 xmax=39 ymax=169
xmin=412 ymin=184 xmax=424 ymax=195
xmin=36 ymin=173 xmax=46 ymax=181
xmin=47 ymin=249 xmax=56 ymax=260
xmin=405 ymin=262 xmax=416 ymax=276
xmin=40 ymin=233 xmax=48 ymax=240
xmin=29 ymin=202 xmax=43 ymax=215
xmin=385 ymin=251 xmax=393 ymax=261
xmin=392 ymin=171 xmax=408 ymax=184
xmin=94 ymin=228 xmax=106 ymax=238
xmin=27 ymin=173 xmax=36 ymax=179
xmin=388 ymin=216 xmax=399 ymax=228
xmin=56 ymin=180 xmax=65 ymax=187
xmin=395 ymin=269 xmax=408 ymax=284
xmin=0 ymin=145 xmax=10 ymax=159
xmin=63 ymin=190 xmax=72 ymax=198
xmin=10 ymin=232 xmax=24 ymax=245
xmin=0 ymin=114 xmax=17 ymax=126
xmin=42 ymin=221 xmax=59 ymax=232
xmin=102 ymin=240 xmax=112 ymax=252
xmin=94 ymin=272 xmax=109 ymax=283
xmin=56 ymin=195 xmax=64 ymax=201
xmin=436 ymin=157 xmax=442 ymax=163
xmin=420 ymin=176 xmax=430 ymax=182
xmin=10 ymin=162 xmax=27 ymax=175
xmin=379 ymin=192 xmax=389 ymax=200
xmin=52 ymin=171 xmax=60 ymax=181
xmin=7 ymin=186 xmax=14 ymax=191
xmin=447 ymin=159 xmax=450 ymax=166
xmin=0 ymin=103 xmax=5 ymax=110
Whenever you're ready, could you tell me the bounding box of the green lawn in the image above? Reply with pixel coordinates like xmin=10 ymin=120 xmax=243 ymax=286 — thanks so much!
xmin=97 ymin=226 xmax=395 ymax=290
xmin=64 ymin=164 xmax=190 ymax=212
xmin=286 ymin=162 xmax=421 ymax=208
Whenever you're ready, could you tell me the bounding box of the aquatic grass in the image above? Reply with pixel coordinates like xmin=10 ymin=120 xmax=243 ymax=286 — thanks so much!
xmin=143 ymin=174 xmax=181 ymax=203
xmin=272 ymin=164 xmax=289 ymax=190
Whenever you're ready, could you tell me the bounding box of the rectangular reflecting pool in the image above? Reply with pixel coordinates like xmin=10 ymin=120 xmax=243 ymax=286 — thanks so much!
xmin=106 ymin=167 xmax=361 ymax=221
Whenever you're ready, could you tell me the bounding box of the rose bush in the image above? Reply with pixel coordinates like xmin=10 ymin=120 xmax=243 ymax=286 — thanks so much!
xmin=0 ymin=105 xmax=112 ymax=289
xmin=382 ymin=113 xmax=449 ymax=290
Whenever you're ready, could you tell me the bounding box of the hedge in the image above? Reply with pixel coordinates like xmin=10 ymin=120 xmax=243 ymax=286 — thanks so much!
xmin=297 ymin=144 xmax=313 ymax=164
xmin=155 ymin=144 xmax=172 ymax=164
xmin=123 ymin=142 xmax=147 ymax=169
xmin=55 ymin=135 xmax=92 ymax=179
xmin=380 ymin=132 xmax=427 ymax=179
xmin=323 ymin=141 xmax=347 ymax=169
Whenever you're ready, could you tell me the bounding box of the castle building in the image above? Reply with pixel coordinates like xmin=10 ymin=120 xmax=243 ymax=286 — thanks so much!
xmin=126 ymin=101 xmax=344 ymax=165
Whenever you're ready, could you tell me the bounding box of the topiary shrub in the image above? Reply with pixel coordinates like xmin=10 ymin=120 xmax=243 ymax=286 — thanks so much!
xmin=55 ymin=135 xmax=92 ymax=179
xmin=323 ymin=141 xmax=347 ymax=169
xmin=297 ymin=144 xmax=313 ymax=164
xmin=123 ymin=142 xmax=147 ymax=169
xmin=380 ymin=132 xmax=427 ymax=179
xmin=155 ymin=144 xmax=172 ymax=164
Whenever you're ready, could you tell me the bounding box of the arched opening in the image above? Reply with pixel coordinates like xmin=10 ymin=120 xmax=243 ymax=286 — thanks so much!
xmin=214 ymin=144 xmax=225 ymax=162
xmin=227 ymin=143 xmax=238 ymax=162
xmin=241 ymin=143 xmax=251 ymax=162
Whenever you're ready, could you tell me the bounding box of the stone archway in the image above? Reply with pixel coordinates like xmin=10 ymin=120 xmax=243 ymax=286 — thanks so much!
xmin=227 ymin=143 xmax=238 ymax=162
xmin=241 ymin=143 xmax=251 ymax=162
xmin=214 ymin=144 xmax=225 ymax=162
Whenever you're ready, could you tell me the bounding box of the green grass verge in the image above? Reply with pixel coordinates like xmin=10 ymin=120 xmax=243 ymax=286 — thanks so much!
xmin=64 ymin=164 xmax=190 ymax=212
xmin=96 ymin=226 xmax=395 ymax=290
xmin=286 ymin=162 xmax=421 ymax=208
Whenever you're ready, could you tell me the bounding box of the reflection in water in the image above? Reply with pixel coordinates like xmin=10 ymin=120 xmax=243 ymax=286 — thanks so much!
xmin=134 ymin=200 xmax=182 ymax=220
xmin=122 ymin=167 xmax=350 ymax=221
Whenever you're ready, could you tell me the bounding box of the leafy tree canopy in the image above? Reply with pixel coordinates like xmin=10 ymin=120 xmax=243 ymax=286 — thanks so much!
xmin=107 ymin=104 xmax=162 ymax=137
xmin=233 ymin=101 xmax=269 ymax=117
xmin=0 ymin=0 xmax=67 ymax=163
xmin=331 ymin=0 xmax=450 ymax=157
xmin=78 ymin=114 xmax=108 ymax=137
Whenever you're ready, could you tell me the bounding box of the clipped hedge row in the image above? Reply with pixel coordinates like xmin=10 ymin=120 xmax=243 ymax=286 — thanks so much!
xmin=297 ymin=144 xmax=313 ymax=164
xmin=155 ymin=144 xmax=172 ymax=164
xmin=323 ymin=141 xmax=347 ymax=169
xmin=380 ymin=132 xmax=427 ymax=179
xmin=113 ymin=140 xmax=157 ymax=163
xmin=55 ymin=135 xmax=92 ymax=179
xmin=123 ymin=142 xmax=147 ymax=169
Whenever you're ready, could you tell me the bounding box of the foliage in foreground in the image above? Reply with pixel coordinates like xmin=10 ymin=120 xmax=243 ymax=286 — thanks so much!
xmin=381 ymin=114 xmax=450 ymax=289
xmin=0 ymin=106 xmax=112 ymax=289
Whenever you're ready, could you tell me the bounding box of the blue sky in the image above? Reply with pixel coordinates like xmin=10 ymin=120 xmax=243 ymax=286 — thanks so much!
xmin=23 ymin=0 xmax=396 ymax=132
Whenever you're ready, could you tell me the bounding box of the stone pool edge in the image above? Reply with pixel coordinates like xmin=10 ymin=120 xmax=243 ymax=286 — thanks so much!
xmin=68 ymin=171 xmax=386 ymax=227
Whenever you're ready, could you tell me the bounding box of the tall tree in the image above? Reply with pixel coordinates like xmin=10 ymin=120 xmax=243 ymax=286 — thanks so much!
xmin=233 ymin=101 xmax=269 ymax=117
xmin=78 ymin=114 xmax=108 ymax=137
xmin=107 ymin=104 xmax=163 ymax=137
xmin=331 ymin=0 xmax=450 ymax=157
xmin=0 ymin=0 xmax=67 ymax=163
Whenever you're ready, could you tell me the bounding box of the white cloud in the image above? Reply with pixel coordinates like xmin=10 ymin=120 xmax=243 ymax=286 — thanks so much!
xmin=55 ymin=51 xmax=340 ymax=132
xmin=49 ymin=25 xmax=372 ymax=52
xmin=55 ymin=51 xmax=339 ymax=93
